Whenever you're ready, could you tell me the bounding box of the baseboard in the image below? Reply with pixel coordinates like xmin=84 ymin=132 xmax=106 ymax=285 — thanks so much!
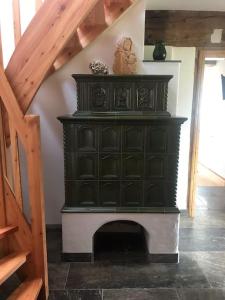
xmin=62 ymin=252 xmax=92 ymax=262
xmin=62 ymin=252 xmax=179 ymax=263
xmin=149 ymin=253 xmax=179 ymax=263
xmin=46 ymin=224 xmax=62 ymax=230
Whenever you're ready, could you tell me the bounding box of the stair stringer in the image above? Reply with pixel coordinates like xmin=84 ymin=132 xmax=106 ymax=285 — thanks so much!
xmin=5 ymin=0 xmax=100 ymax=114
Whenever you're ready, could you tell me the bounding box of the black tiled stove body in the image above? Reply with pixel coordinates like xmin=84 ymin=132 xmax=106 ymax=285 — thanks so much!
xmin=58 ymin=75 xmax=186 ymax=212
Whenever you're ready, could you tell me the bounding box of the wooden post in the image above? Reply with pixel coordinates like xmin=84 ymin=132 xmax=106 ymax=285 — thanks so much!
xmin=25 ymin=115 xmax=48 ymax=299
xmin=0 ymin=105 xmax=8 ymax=257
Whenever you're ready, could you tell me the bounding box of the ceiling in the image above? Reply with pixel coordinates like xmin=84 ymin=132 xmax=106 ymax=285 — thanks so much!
xmin=145 ymin=0 xmax=225 ymax=11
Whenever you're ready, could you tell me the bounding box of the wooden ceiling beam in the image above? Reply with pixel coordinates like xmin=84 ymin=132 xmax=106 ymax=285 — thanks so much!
xmin=145 ymin=10 xmax=225 ymax=47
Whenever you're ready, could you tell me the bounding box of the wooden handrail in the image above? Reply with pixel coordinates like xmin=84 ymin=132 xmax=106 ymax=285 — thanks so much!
xmin=0 ymin=67 xmax=27 ymax=145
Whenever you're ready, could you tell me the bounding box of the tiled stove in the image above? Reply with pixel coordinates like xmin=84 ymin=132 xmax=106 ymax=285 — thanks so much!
xmin=58 ymin=75 xmax=187 ymax=262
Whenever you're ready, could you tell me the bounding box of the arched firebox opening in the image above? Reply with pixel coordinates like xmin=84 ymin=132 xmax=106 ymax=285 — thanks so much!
xmin=93 ymin=220 xmax=149 ymax=262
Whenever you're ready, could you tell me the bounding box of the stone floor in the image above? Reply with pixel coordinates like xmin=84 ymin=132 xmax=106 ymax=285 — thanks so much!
xmin=47 ymin=187 xmax=225 ymax=299
xmin=1 ymin=187 xmax=225 ymax=299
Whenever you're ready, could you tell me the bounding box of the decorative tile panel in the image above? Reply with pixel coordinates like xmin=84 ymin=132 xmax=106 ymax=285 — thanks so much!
xmin=113 ymin=85 xmax=132 ymax=110
xmin=147 ymin=126 xmax=168 ymax=153
xmin=123 ymin=126 xmax=144 ymax=152
xmin=77 ymin=125 xmax=97 ymax=152
xmin=100 ymin=182 xmax=120 ymax=206
xmin=136 ymin=85 xmax=155 ymax=110
xmin=146 ymin=155 xmax=165 ymax=178
xmin=65 ymin=181 xmax=98 ymax=207
xmin=144 ymin=181 xmax=165 ymax=207
xmin=89 ymin=84 xmax=110 ymax=111
xmin=76 ymin=153 xmax=98 ymax=179
xmin=122 ymin=181 xmax=143 ymax=206
xmin=100 ymin=126 xmax=121 ymax=152
xmin=100 ymin=154 xmax=121 ymax=179
xmin=123 ymin=154 xmax=144 ymax=179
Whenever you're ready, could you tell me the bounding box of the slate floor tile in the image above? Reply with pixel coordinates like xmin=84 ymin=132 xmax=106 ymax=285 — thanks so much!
xmin=69 ymin=290 xmax=102 ymax=300
xmin=197 ymin=187 xmax=225 ymax=210
xmin=177 ymin=288 xmax=225 ymax=300
xmin=193 ymin=252 xmax=225 ymax=288
xmin=49 ymin=290 xmax=102 ymax=300
xmin=49 ymin=290 xmax=70 ymax=300
xmin=179 ymin=228 xmax=225 ymax=251
xmin=66 ymin=253 xmax=209 ymax=289
xmin=48 ymin=263 xmax=70 ymax=289
xmin=103 ymin=288 xmax=179 ymax=300
xmin=180 ymin=210 xmax=225 ymax=229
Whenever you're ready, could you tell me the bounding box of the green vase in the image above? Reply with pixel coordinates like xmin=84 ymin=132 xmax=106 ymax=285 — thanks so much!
xmin=153 ymin=41 xmax=167 ymax=61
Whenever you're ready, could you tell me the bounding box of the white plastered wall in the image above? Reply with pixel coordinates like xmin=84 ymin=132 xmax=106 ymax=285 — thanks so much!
xmin=172 ymin=48 xmax=196 ymax=209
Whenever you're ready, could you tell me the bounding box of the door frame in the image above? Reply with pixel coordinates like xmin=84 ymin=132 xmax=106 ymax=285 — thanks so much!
xmin=187 ymin=47 xmax=225 ymax=217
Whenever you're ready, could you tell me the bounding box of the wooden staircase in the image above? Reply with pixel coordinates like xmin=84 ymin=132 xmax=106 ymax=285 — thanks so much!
xmin=0 ymin=0 xmax=138 ymax=299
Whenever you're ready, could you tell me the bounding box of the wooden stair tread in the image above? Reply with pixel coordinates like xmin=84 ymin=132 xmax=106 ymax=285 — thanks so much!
xmin=7 ymin=278 xmax=42 ymax=300
xmin=0 ymin=226 xmax=18 ymax=240
xmin=0 ymin=252 xmax=29 ymax=285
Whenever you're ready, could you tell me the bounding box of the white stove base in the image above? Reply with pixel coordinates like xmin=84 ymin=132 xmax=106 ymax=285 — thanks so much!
xmin=62 ymin=212 xmax=180 ymax=262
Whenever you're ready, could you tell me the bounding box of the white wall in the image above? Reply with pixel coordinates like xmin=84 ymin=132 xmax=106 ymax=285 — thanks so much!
xmin=172 ymin=47 xmax=196 ymax=209
xmin=29 ymin=0 xmax=146 ymax=224
xmin=199 ymin=60 xmax=225 ymax=178
xmin=0 ymin=0 xmax=15 ymax=67
xmin=143 ymin=47 xmax=196 ymax=210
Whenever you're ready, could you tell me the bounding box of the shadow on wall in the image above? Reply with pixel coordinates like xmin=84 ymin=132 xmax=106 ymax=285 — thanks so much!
xmin=29 ymin=73 xmax=76 ymax=224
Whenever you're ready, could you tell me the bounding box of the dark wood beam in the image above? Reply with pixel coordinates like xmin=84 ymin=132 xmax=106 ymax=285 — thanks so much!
xmin=145 ymin=10 xmax=225 ymax=47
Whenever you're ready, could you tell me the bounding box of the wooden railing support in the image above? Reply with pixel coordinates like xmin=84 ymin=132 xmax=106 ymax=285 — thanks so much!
xmin=25 ymin=115 xmax=48 ymax=299
xmin=0 ymin=65 xmax=48 ymax=298
xmin=0 ymin=106 xmax=8 ymax=257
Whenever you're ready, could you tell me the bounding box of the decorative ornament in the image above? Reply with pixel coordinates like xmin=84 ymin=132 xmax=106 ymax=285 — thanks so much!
xmin=89 ymin=60 xmax=109 ymax=75
xmin=153 ymin=41 xmax=167 ymax=61
xmin=113 ymin=37 xmax=137 ymax=75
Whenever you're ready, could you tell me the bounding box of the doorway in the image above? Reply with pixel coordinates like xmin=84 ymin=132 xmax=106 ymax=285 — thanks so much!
xmin=188 ymin=49 xmax=225 ymax=216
